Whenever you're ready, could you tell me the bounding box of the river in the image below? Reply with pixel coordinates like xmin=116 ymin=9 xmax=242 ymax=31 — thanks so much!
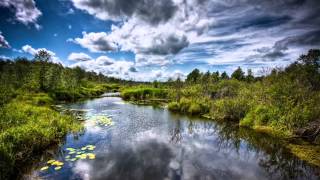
xmin=23 ymin=94 xmax=319 ymax=179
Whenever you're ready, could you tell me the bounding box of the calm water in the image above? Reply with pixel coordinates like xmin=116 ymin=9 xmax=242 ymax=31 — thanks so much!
xmin=23 ymin=95 xmax=320 ymax=180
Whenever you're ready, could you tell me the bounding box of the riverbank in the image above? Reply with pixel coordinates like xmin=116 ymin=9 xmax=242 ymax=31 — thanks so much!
xmin=119 ymin=86 xmax=320 ymax=168
xmin=0 ymin=83 xmax=116 ymax=179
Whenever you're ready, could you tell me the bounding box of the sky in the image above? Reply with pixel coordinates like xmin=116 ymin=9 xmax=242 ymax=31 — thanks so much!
xmin=0 ymin=0 xmax=319 ymax=81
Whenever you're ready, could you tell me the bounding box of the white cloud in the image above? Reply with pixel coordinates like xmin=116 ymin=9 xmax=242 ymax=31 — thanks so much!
xmin=69 ymin=32 xmax=117 ymax=53
xmin=0 ymin=32 xmax=10 ymax=48
xmin=21 ymin=45 xmax=63 ymax=64
xmin=0 ymin=0 xmax=42 ymax=27
xmin=71 ymin=55 xmax=135 ymax=79
xmin=68 ymin=52 xmax=93 ymax=61
xmin=69 ymin=0 xmax=320 ymax=77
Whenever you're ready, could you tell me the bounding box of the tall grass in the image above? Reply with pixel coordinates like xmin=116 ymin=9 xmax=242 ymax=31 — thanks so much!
xmin=121 ymin=87 xmax=168 ymax=101
xmin=0 ymin=93 xmax=82 ymax=179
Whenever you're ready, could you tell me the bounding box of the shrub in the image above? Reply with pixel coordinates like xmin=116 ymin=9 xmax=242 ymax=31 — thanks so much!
xmin=168 ymin=102 xmax=180 ymax=111
xmin=210 ymin=97 xmax=250 ymax=121
xmin=188 ymin=102 xmax=202 ymax=115
xmin=121 ymin=88 xmax=168 ymax=101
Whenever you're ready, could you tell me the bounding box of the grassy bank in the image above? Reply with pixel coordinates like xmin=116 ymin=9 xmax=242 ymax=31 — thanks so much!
xmin=120 ymin=87 xmax=168 ymax=104
xmin=0 ymin=93 xmax=82 ymax=179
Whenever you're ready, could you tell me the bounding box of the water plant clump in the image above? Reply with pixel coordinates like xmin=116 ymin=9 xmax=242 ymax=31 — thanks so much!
xmin=40 ymin=160 xmax=64 ymax=171
xmin=89 ymin=115 xmax=114 ymax=127
xmin=65 ymin=145 xmax=96 ymax=162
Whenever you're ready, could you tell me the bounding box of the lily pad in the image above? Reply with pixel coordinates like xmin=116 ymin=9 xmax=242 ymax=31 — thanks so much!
xmin=54 ymin=166 xmax=62 ymax=171
xmin=47 ymin=159 xmax=55 ymax=164
xmin=40 ymin=166 xmax=49 ymax=171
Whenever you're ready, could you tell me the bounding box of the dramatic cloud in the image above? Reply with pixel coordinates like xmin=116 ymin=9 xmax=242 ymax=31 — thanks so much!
xmin=0 ymin=0 xmax=42 ymax=27
xmin=22 ymin=45 xmax=62 ymax=64
xmin=0 ymin=32 xmax=10 ymax=48
xmin=68 ymin=52 xmax=93 ymax=61
xmin=138 ymin=34 xmax=189 ymax=55
xmin=71 ymin=0 xmax=177 ymax=25
xmin=71 ymin=55 xmax=137 ymax=79
xmin=69 ymin=32 xmax=117 ymax=52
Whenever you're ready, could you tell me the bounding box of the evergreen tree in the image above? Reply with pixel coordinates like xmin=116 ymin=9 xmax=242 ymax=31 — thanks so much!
xmin=231 ymin=67 xmax=245 ymax=81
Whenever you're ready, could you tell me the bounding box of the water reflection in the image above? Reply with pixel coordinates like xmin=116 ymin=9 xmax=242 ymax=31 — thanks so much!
xmin=24 ymin=96 xmax=319 ymax=180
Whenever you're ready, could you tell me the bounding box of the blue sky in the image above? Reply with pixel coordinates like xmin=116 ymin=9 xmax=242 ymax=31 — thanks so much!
xmin=0 ymin=0 xmax=319 ymax=81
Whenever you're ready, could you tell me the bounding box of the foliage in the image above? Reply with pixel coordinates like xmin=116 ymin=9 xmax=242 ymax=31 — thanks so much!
xmin=165 ymin=49 xmax=320 ymax=135
xmin=231 ymin=66 xmax=245 ymax=81
xmin=121 ymin=87 xmax=168 ymax=101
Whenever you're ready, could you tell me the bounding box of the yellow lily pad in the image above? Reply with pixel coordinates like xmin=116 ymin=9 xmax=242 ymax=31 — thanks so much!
xmin=47 ymin=159 xmax=55 ymax=164
xmin=54 ymin=166 xmax=62 ymax=171
xmin=40 ymin=166 xmax=49 ymax=171
xmin=87 ymin=153 xmax=96 ymax=159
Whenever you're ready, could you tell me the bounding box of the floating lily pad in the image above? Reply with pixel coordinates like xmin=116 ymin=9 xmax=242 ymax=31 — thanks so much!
xmin=54 ymin=166 xmax=62 ymax=171
xmin=66 ymin=148 xmax=75 ymax=151
xmin=40 ymin=166 xmax=49 ymax=171
xmin=47 ymin=160 xmax=55 ymax=164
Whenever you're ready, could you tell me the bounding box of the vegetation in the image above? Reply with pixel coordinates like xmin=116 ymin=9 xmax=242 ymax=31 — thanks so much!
xmin=121 ymin=87 xmax=168 ymax=101
xmin=0 ymin=50 xmax=120 ymax=179
xmin=167 ymin=49 xmax=320 ymax=138
xmin=121 ymin=49 xmax=320 ymax=140
xmin=1 ymin=48 xmax=320 ymax=176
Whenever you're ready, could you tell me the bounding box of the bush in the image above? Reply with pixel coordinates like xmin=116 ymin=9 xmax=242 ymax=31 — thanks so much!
xmin=121 ymin=87 xmax=168 ymax=101
xmin=210 ymin=97 xmax=250 ymax=121
xmin=188 ymin=102 xmax=202 ymax=115
xmin=168 ymin=102 xmax=180 ymax=111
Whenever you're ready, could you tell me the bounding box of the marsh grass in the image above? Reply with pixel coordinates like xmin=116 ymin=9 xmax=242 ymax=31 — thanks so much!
xmin=121 ymin=87 xmax=168 ymax=101
xmin=0 ymin=93 xmax=82 ymax=179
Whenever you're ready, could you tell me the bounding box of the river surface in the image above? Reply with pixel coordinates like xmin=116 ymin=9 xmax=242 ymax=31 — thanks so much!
xmin=23 ymin=94 xmax=319 ymax=180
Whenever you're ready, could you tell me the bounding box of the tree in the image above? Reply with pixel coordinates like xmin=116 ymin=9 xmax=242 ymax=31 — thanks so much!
xmin=212 ymin=71 xmax=220 ymax=82
xmin=153 ymin=80 xmax=159 ymax=88
xmin=298 ymin=49 xmax=320 ymax=67
xmin=34 ymin=50 xmax=52 ymax=91
xmin=220 ymin=71 xmax=229 ymax=80
xmin=231 ymin=67 xmax=245 ymax=81
xmin=246 ymin=69 xmax=254 ymax=82
xmin=174 ymin=77 xmax=183 ymax=101
xmin=186 ymin=68 xmax=201 ymax=83
xmin=201 ymin=71 xmax=211 ymax=95
xmin=202 ymin=71 xmax=211 ymax=83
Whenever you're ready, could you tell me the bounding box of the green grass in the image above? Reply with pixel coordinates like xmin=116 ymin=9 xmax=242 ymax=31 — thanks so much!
xmin=121 ymin=87 xmax=168 ymax=101
xmin=167 ymin=97 xmax=209 ymax=115
xmin=0 ymin=93 xmax=82 ymax=179
xmin=51 ymin=83 xmax=115 ymax=101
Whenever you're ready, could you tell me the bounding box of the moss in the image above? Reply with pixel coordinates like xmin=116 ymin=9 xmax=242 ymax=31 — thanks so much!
xmin=287 ymin=144 xmax=320 ymax=167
